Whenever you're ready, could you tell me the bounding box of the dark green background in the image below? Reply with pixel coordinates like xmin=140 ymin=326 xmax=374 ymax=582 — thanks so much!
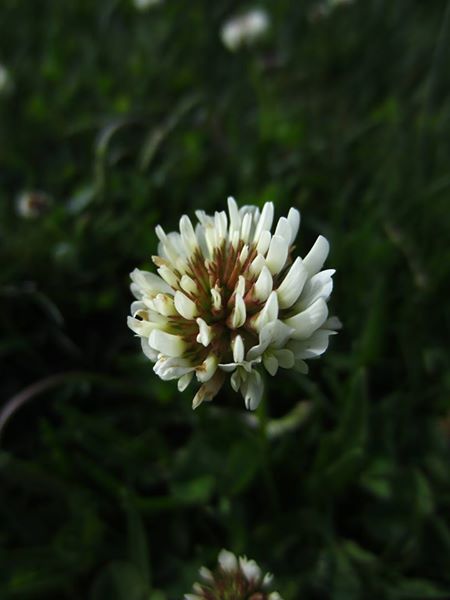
xmin=1 ymin=1 xmax=449 ymax=598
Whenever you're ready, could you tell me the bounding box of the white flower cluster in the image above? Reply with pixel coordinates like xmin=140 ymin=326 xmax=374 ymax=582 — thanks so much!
xmin=185 ymin=549 xmax=283 ymax=600
xmin=220 ymin=8 xmax=270 ymax=52
xmin=128 ymin=197 xmax=339 ymax=410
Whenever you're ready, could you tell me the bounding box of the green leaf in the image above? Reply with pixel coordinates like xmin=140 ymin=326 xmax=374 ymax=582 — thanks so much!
xmin=314 ymin=369 xmax=368 ymax=473
xmin=90 ymin=561 xmax=150 ymax=600
xmin=171 ymin=475 xmax=215 ymax=504
xmin=360 ymin=458 xmax=394 ymax=500
xmin=125 ymin=502 xmax=152 ymax=588
xmin=318 ymin=447 xmax=365 ymax=495
xmin=412 ymin=470 xmax=434 ymax=517
xmin=139 ymin=94 xmax=201 ymax=170
xmin=332 ymin=547 xmax=361 ymax=600
xmin=390 ymin=577 xmax=450 ymax=599
xmin=339 ymin=370 xmax=368 ymax=450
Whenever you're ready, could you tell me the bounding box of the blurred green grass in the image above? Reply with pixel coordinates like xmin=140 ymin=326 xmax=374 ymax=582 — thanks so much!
xmin=1 ymin=0 xmax=450 ymax=598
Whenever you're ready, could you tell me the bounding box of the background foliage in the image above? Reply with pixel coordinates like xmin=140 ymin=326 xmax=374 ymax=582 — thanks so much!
xmin=1 ymin=1 xmax=450 ymax=598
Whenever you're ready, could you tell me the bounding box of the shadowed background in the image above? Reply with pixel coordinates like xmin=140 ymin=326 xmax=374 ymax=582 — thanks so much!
xmin=1 ymin=1 xmax=450 ymax=598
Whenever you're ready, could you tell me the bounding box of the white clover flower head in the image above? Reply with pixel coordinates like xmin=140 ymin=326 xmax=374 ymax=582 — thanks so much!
xmin=16 ymin=191 xmax=52 ymax=219
xmin=185 ymin=549 xmax=283 ymax=600
xmin=128 ymin=197 xmax=339 ymax=411
xmin=220 ymin=8 xmax=270 ymax=52
xmin=132 ymin=0 xmax=164 ymax=11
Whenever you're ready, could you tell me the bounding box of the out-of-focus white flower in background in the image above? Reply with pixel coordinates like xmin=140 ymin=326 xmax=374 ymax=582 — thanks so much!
xmin=185 ymin=549 xmax=283 ymax=600
xmin=16 ymin=191 xmax=52 ymax=219
xmin=0 ymin=64 xmax=12 ymax=95
xmin=220 ymin=8 xmax=270 ymax=52
xmin=128 ymin=197 xmax=339 ymax=411
xmin=132 ymin=0 xmax=164 ymax=11
xmin=309 ymin=0 xmax=355 ymax=22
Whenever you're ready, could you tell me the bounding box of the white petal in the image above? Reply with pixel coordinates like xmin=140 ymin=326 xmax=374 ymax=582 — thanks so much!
xmin=229 ymin=293 xmax=246 ymax=329
xmin=289 ymin=328 xmax=336 ymax=359
xmin=275 ymin=348 xmax=295 ymax=369
xmin=127 ymin=316 xmax=159 ymax=337
xmin=265 ymin=235 xmax=289 ymax=275
xmin=246 ymin=334 xmax=271 ymax=361
xmin=269 ymin=320 xmax=294 ymax=347
xmin=246 ymin=320 xmax=293 ymax=361
xmin=174 ymin=291 xmax=198 ymax=320
xmin=179 ymin=214 xmax=198 ymax=256
xmin=249 ymin=254 xmax=266 ymax=277
xmin=239 ymin=204 xmax=260 ymax=220
xmin=303 ymin=235 xmax=329 ymax=275
xmin=149 ymin=330 xmax=186 ymax=357
xmin=152 ymin=293 xmax=177 ymax=317
xmin=263 ymin=353 xmax=279 ymax=376
xmin=157 ymin=265 xmax=179 ymax=288
xmin=219 ymin=362 xmax=239 ymax=373
xmin=159 ymin=231 xmax=188 ymax=267
xmin=254 ymin=202 xmax=274 ymax=243
xmin=227 ymin=196 xmax=241 ymax=234
xmin=294 ymin=359 xmax=309 ymax=373
xmin=284 ymin=297 xmax=328 ymax=340
xmin=130 ymin=268 xmax=173 ymax=296
xmin=239 ymin=244 xmax=249 ymax=264
xmin=166 ymin=231 xmax=185 ymax=257
xmin=243 ymin=369 xmax=264 ymax=410
xmin=154 ymin=357 xmax=193 ymax=381
xmin=263 ymin=572 xmax=274 ymax=587
xmin=178 ymin=372 xmax=193 ymax=391
xmin=211 ymin=286 xmax=222 ymax=311
xmin=252 ymin=290 xmax=278 ymax=331
xmin=214 ymin=210 xmax=228 ymax=241
xmin=184 ymin=595 xmax=202 ymax=600
xmin=195 ymin=209 xmax=213 ymax=227
xmin=180 ymin=274 xmax=199 ymax=296
xmin=256 ymin=229 xmax=271 ymax=255
xmin=295 ymin=269 xmax=335 ymax=310
xmin=130 ymin=282 xmax=143 ymax=299
xmin=155 ymin=224 xmax=166 ymax=243
xmin=254 ymin=266 xmax=273 ymax=302
xmin=234 ymin=275 xmax=246 ymax=297
xmin=287 ymin=207 xmax=300 ymax=244
xmin=192 ymin=371 xmax=225 ymax=409
xmin=196 ymin=318 xmax=212 ymax=347
xmin=130 ymin=300 xmax=146 ymax=317
xmin=199 ymin=566 xmax=213 ymax=582
xmin=239 ymin=556 xmax=262 ymax=581
xmin=192 ymin=390 xmax=205 ymax=410
xmin=230 ymin=369 xmax=241 ymax=391
xmin=276 ymin=257 xmax=309 ymax=309
xmin=196 ymin=354 xmax=218 ymax=383
xmin=140 ymin=337 xmax=158 ymax=361
xmin=155 ymin=226 xmax=181 ymax=264
xmin=274 ymin=216 xmax=292 ymax=240
xmin=324 ymin=315 xmax=342 ymax=330
xmin=232 ymin=334 xmax=245 ymax=363
xmin=194 ymin=222 xmax=209 ymax=258
xmin=240 ymin=212 xmax=252 ymax=243
xmin=218 ymin=549 xmax=238 ymax=572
